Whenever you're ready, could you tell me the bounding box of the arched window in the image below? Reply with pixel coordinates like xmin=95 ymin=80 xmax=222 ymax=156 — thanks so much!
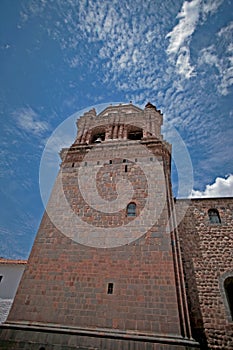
xmin=127 ymin=203 xmax=136 ymax=217
xmin=224 ymin=277 xmax=233 ymax=320
xmin=208 ymin=208 xmax=221 ymax=224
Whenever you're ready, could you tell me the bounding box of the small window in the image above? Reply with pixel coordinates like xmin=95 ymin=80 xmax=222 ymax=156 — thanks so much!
xmin=109 ymin=160 xmax=112 ymax=164
xmin=0 ymin=276 xmax=3 ymax=282
xmin=125 ymin=165 xmax=128 ymax=173
xmin=107 ymin=283 xmax=114 ymax=294
xmin=224 ymin=277 xmax=233 ymax=320
xmin=127 ymin=203 xmax=136 ymax=217
xmin=72 ymin=162 xmax=75 ymax=167
xmin=208 ymin=208 xmax=221 ymax=224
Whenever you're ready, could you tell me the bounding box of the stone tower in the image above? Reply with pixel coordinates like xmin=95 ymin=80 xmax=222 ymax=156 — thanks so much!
xmin=0 ymin=103 xmax=199 ymax=349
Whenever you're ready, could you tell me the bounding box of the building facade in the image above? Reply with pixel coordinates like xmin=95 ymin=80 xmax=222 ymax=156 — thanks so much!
xmin=0 ymin=103 xmax=232 ymax=349
xmin=176 ymin=198 xmax=233 ymax=349
xmin=0 ymin=258 xmax=27 ymax=324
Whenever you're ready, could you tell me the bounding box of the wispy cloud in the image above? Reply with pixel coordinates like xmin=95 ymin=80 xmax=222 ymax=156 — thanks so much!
xmin=197 ymin=21 xmax=233 ymax=96
xmin=19 ymin=0 xmax=228 ymax=100
xmin=13 ymin=107 xmax=49 ymax=136
xmin=166 ymin=0 xmax=200 ymax=78
xmin=201 ymin=0 xmax=224 ymax=20
xmin=19 ymin=0 xmax=174 ymax=96
xmin=166 ymin=0 xmax=224 ymax=79
xmin=166 ymin=0 xmax=202 ymax=79
xmin=190 ymin=174 xmax=233 ymax=198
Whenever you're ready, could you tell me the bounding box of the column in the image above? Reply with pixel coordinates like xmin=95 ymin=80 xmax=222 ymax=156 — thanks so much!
xmin=81 ymin=130 xmax=87 ymax=143
xmin=113 ymin=124 xmax=118 ymax=139
xmin=123 ymin=125 xmax=128 ymax=140
xmin=118 ymin=124 xmax=124 ymax=139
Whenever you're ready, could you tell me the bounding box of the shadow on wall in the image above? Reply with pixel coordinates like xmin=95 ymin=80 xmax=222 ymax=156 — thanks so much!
xmin=176 ymin=203 xmax=208 ymax=349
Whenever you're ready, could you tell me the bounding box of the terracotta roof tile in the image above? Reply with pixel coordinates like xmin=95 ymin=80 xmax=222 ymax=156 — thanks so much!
xmin=0 ymin=258 xmax=27 ymax=265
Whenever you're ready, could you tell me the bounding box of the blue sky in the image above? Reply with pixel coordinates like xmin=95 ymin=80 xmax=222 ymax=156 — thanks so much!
xmin=0 ymin=0 xmax=232 ymax=259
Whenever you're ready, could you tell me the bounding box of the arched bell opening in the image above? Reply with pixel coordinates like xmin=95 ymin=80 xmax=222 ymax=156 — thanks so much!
xmin=91 ymin=127 xmax=106 ymax=144
xmin=127 ymin=126 xmax=143 ymax=140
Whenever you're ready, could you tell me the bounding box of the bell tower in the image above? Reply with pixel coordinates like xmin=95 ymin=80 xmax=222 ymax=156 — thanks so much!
xmin=0 ymin=103 xmax=199 ymax=349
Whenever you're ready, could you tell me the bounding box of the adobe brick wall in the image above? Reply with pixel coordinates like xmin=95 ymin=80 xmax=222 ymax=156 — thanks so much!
xmin=176 ymin=198 xmax=233 ymax=349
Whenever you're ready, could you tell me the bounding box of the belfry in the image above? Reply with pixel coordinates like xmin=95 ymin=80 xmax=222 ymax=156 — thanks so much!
xmin=0 ymin=103 xmax=200 ymax=349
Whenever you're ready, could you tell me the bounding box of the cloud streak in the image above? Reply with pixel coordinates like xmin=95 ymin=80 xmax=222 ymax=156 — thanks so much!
xmin=13 ymin=107 xmax=50 ymax=136
xmin=166 ymin=0 xmax=225 ymax=79
xmin=166 ymin=0 xmax=200 ymax=78
xmin=198 ymin=22 xmax=233 ymax=95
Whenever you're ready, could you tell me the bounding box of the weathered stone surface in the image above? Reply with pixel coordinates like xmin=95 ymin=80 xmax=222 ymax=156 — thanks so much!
xmin=176 ymin=198 xmax=233 ymax=349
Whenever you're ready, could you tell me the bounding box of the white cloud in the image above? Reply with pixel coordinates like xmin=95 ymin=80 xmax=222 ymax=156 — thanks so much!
xmin=202 ymin=0 xmax=224 ymax=19
xmin=166 ymin=0 xmax=225 ymax=79
xmin=198 ymin=45 xmax=218 ymax=66
xmin=166 ymin=0 xmax=201 ymax=55
xmin=198 ymin=33 xmax=233 ymax=96
xmin=166 ymin=0 xmax=201 ymax=79
xmin=20 ymin=0 xmax=171 ymax=96
xmin=14 ymin=107 xmax=49 ymax=136
xmin=190 ymin=174 xmax=233 ymax=198
xmin=215 ymin=22 xmax=233 ymax=95
xmin=19 ymin=0 xmax=227 ymax=97
xmin=217 ymin=21 xmax=233 ymax=37
xmin=175 ymin=46 xmax=195 ymax=78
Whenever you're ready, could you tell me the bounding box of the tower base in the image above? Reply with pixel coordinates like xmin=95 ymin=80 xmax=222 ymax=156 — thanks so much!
xmin=0 ymin=322 xmax=200 ymax=349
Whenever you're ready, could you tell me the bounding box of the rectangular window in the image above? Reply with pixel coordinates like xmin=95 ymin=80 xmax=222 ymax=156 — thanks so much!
xmin=107 ymin=283 xmax=114 ymax=294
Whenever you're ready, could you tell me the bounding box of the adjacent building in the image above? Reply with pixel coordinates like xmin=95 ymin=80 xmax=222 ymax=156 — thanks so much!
xmin=0 ymin=258 xmax=27 ymax=324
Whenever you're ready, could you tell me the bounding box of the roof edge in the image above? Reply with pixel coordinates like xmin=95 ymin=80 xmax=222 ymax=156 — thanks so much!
xmin=176 ymin=197 xmax=233 ymax=201
xmin=0 ymin=258 xmax=27 ymax=265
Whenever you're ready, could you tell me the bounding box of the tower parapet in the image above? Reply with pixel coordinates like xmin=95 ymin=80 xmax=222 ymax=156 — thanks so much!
xmin=74 ymin=102 xmax=163 ymax=145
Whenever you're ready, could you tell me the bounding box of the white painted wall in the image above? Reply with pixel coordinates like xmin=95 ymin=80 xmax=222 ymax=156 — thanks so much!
xmin=0 ymin=262 xmax=26 ymax=323
xmin=0 ymin=264 xmax=25 ymax=299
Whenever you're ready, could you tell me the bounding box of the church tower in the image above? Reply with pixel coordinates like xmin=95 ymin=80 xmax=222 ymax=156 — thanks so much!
xmin=0 ymin=103 xmax=199 ymax=349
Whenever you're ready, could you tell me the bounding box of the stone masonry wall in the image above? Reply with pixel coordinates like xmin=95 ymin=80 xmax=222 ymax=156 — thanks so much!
xmin=176 ymin=198 xmax=233 ymax=349
xmin=6 ymin=139 xmax=185 ymax=345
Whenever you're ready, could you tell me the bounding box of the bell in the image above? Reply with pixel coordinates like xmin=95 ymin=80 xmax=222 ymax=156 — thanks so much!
xmin=95 ymin=137 xmax=102 ymax=143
